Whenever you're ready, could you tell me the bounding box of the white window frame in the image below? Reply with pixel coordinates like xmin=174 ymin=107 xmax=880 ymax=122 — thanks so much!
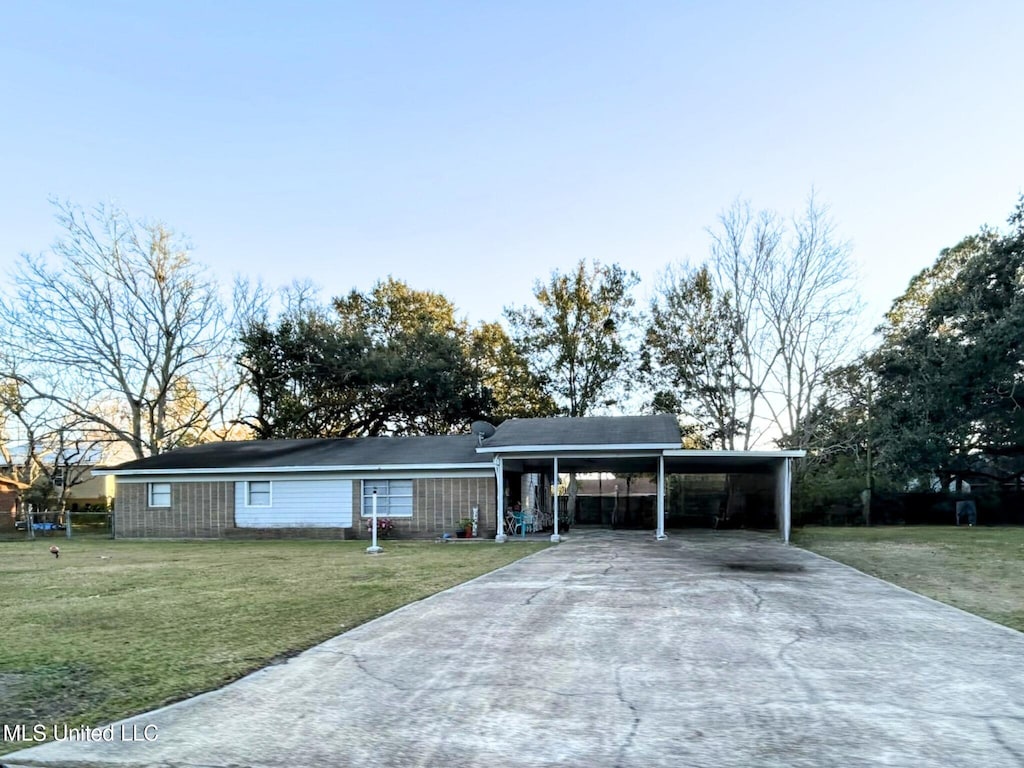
xmin=361 ymin=479 xmax=413 ymax=518
xmin=148 ymin=482 xmax=171 ymax=508
xmin=246 ymin=480 xmax=272 ymax=507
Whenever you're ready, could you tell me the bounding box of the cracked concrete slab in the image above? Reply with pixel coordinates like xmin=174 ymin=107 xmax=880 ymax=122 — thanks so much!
xmin=5 ymin=530 xmax=1024 ymax=768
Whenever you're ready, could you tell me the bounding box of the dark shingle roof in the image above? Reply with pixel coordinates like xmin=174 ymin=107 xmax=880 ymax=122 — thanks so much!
xmin=112 ymin=435 xmax=487 ymax=472
xmin=109 ymin=415 xmax=683 ymax=474
xmin=481 ymin=415 xmax=680 ymax=449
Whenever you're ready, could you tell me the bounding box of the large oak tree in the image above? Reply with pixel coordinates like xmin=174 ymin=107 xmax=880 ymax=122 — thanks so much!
xmin=870 ymin=202 xmax=1024 ymax=487
xmin=238 ymin=279 xmax=553 ymax=439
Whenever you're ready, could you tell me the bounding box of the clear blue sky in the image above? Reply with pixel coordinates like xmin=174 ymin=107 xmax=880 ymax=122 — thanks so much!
xmin=1 ymin=1 xmax=1021 ymax=342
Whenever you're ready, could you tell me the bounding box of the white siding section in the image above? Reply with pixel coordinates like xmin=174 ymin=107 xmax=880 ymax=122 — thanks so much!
xmin=234 ymin=479 xmax=353 ymax=528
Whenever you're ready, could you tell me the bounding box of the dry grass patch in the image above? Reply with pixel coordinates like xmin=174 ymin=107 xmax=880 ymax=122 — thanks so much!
xmin=793 ymin=525 xmax=1024 ymax=632
xmin=0 ymin=538 xmax=547 ymax=754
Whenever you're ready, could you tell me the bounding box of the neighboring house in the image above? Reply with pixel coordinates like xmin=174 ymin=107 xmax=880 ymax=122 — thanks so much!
xmin=0 ymin=441 xmax=125 ymax=512
xmin=0 ymin=475 xmax=31 ymax=530
xmin=101 ymin=415 xmax=804 ymax=541
xmin=0 ymin=463 xmax=115 ymax=513
xmin=58 ymin=468 xmax=116 ymax=511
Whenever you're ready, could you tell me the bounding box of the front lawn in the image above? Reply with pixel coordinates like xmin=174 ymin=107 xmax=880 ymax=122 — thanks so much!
xmin=0 ymin=538 xmax=547 ymax=754
xmin=792 ymin=525 xmax=1024 ymax=632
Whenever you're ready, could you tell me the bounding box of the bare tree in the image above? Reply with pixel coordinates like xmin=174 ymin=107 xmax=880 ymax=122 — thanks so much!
xmin=0 ymin=202 xmax=253 ymax=459
xmin=702 ymin=193 xmax=860 ymax=448
xmin=705 ymin=200 xmax=784 ymax=448
xmin=762 ymin=194 xmax=861 ymax=446
xmin=0 ymin=379 xmax=107 ymax=512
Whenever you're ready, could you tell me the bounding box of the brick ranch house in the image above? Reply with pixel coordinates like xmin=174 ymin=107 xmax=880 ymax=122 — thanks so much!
xmin=100 ymin=415 xmax=803 ymax=542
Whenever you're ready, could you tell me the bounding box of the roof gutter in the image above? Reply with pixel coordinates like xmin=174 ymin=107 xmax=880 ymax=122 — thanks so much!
xmin=476 ymin=443 xmax=681 ymax=454
xmin=97 ymin=462 xmax=492 ymax=477
xmin=661 ymin=449 xmax=807 ymax=458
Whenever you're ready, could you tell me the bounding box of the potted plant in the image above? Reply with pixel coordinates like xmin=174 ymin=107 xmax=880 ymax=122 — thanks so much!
xmin=458 ymin=518 xmax=475 ymax=538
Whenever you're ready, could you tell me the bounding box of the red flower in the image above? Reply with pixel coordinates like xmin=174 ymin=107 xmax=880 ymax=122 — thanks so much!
xmin=367 ymin=517 xmax=395 ymax=537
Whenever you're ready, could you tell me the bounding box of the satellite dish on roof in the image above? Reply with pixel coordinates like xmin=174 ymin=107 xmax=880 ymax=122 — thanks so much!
xmin=472 ymin=421 xmax=496 ymax=439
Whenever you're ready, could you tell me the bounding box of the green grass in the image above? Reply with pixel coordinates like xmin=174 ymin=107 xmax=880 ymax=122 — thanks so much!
xmin=793 ymin=525 xmax=1024 ymax=632
xmin=0 ymin=537 xmax=547 ymax=754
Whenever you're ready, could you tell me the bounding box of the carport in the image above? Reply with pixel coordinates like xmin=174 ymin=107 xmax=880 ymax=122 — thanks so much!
xmin=662 ymin=450 xmax=805 ymax=542
xmin=475 ymin=415 xmax=804 ymax=543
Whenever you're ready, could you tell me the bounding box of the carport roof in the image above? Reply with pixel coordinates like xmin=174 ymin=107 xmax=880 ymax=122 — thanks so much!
xmin=663 ymin=449 xmax=805 ymax=474
xmin=478 ymin=414 xmax=681 ymax=452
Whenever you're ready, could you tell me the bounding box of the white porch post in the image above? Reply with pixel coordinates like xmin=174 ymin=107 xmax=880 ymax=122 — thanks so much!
xmin=494 ymin=456 xmax=506 ymax=543
xmin=775 ymin=457 xmax=792 ymax=543
xmin=550 ymin=456 xmax=561 ymax=543
xmin=656 ymin=454 xmax=667 ymax=540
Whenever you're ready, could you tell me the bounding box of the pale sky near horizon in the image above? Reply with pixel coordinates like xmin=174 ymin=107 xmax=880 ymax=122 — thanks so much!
xmin=1 ymin=1 xmax=1021 ymax=349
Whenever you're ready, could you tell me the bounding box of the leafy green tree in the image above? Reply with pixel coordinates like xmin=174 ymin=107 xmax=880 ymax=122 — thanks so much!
xmin=506 ymin=260 xmax=640 ymax=518
xmin=784 ymin=198 xmax=1024 ymax=518
xmin=333 ymin=278 xmax=492 ymax=435
xmin=333 ymin=277 xmax=461 ymax=341
xmin=870 ymin=204 xmax=1024 ymax=487
xmin=643 ymin=265 xmax=745 ymax=448
xmin=505 ymin=260 xmax=639 ymax=417
xmin=239 ymin=279 xmax=500 ymax=438
xmin=237 ymin=310 xmax=371 ymax=439
xmin=784 ymin=362 xmax=885 ymax=522
xmin=468 ymin=322 xmax=557 ymax=422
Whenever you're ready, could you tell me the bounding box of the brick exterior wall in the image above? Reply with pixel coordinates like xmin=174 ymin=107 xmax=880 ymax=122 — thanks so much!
xmin=352 ymin=476 xmax=497 ymax=539
xmin=116 ymin=474 xmax=496 ymax=540
xmin=222 ymin=527 xmax=356 ymax=540
xmin=0 ymin=489 xmax=18 ymax=530
xmin=115 ymin=481 xmax=235 ymax=538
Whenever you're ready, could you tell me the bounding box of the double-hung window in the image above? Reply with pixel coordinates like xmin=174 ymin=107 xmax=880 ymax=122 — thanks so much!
xmin=247 ymin=481 xmax=272 ymax=507
xmin=148 ymin=482 xmax=171 ymax=508
xmin=361 ymin=480 xmax=413 ymax=517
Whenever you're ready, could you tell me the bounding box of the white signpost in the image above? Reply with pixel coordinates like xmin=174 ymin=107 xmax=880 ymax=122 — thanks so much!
xmin=366 ymin=489 xmax=383 ymax=554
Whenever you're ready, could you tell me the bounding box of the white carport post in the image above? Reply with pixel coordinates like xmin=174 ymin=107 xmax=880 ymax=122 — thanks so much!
xmin=655 ymin=454 xmax=667 ymax=540
xmin=494 ymin=456 xmax=506 ymax=543
xmin=775 ymin=457 xmax=792 ymax=543
xmin=550 ymin=456 xmax=561 ymax=543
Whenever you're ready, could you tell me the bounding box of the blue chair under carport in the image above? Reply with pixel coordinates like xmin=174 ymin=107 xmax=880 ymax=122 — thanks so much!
xmin=511 ymin=509 xmax=536 ymax=538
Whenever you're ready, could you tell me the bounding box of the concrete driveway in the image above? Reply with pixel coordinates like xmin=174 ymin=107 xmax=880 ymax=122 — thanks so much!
xmin=6 ymin=530 xmax=1024 ymax=768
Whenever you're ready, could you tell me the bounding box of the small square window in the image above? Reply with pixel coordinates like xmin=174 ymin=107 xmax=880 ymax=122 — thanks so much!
xmin=149 ymin=483 xmax=171 ymax=507
xmin=247 ymin=481 xmax=272 ymax=507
